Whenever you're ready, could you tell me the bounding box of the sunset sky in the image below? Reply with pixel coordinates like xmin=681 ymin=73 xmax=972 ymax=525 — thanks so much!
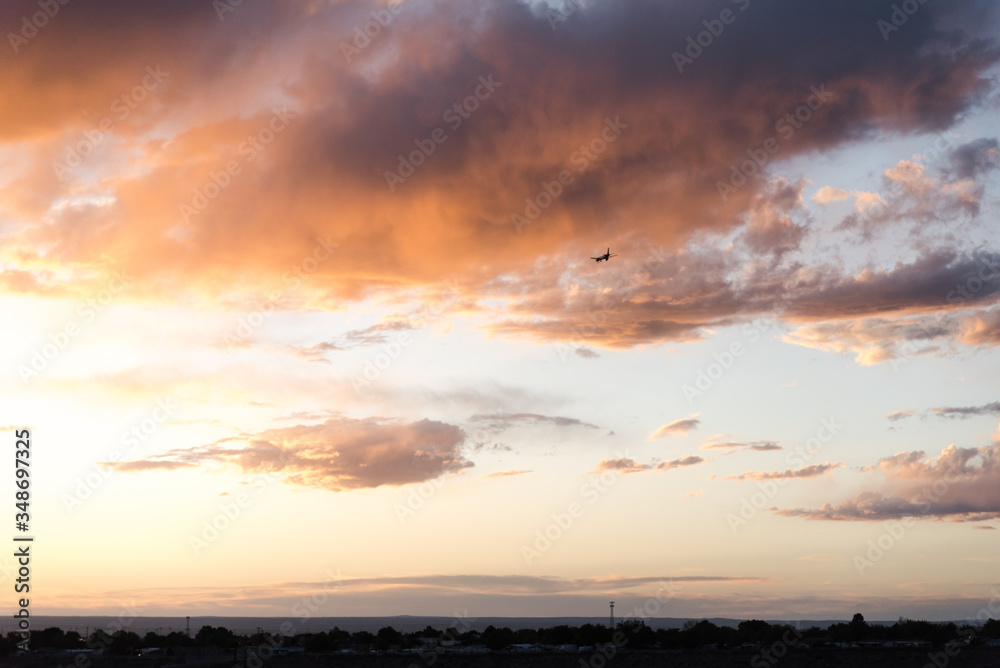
xmin=2 ymin=0 xmax=999 ymax=622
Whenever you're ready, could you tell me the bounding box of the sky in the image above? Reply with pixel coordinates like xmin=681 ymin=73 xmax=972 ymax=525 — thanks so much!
xmin=1 ymin=0 xmax=999 ymax=623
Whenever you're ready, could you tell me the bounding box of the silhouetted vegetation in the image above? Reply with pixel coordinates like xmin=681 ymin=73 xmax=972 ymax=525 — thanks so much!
xmin=4 ymin=612 xmax=999 ymax=658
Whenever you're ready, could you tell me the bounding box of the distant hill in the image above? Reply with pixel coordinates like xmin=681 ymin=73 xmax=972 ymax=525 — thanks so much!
xmin=7 ymin=615 xmax=924 ymax=636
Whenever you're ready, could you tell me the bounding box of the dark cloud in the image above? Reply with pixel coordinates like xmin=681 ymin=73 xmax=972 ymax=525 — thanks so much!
xmin=947 ymin=138 xmax=1000 ymax=179
xmin=931 ymin=400 xmax=1000 ymax=419
xmin=4 ymin=0 xmax=998 ymax=316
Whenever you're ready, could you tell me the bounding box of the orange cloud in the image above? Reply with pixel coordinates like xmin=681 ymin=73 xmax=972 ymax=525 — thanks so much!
xmin=1 ymin=0 xmax=998 ymax=358
xmin=649 ymin=415 xmax=700 ymax=439
xmin=725 ymin=462 xmax=842 ymax=481
xmin=104 ymin=416 xmax=472 ymax=491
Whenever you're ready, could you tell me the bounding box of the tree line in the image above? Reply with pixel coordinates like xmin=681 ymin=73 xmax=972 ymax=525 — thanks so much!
xmin=4 ymin=614 xmax=999 ymax=656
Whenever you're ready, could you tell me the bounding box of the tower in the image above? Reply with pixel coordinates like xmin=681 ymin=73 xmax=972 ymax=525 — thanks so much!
xmin=186 ymin=616 xmax=191 ymax=638
xmin=609 ymin=601 xmax=615 ymax=629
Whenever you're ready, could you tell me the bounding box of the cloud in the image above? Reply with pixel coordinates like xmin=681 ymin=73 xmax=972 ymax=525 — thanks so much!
xmin=782 ymin=257 xmax=1000 ymax=364
xmin=47 ymin=572 xmax=778 ymax=616
xmin=591 ymin=457 xmax=652 ymax=475
xmin=812 ymin=186 xmax=849 ymax=204
xmin=655 ymin=455 xmax=707 ymax=471
xmin=737 ymin=178 xmax=808 ymax=262
xmin=930 ymin=401 xmax=1000 ymax=420
xmin=887 ymin=409 xmax=916 ymax=422
xmin=485 ymin=469 xmax=533 ymax=478
xmin=589 ymin=454 xmax=707 ymax=475
xmin=468 ymin=412 xmax=599 ymax=430
xmin=649 ymin=415 xmax=700 ymax=439
xmin=2 ymin=0 xmax=996 ymax=350
xmin=835 ymin=149 xmax=994 ymax=239
xmin=774 ymin=443 xmax=1000 ymax=522
xmin=102 ymin=416 xmax=472 ymax=491
xmin=103 ymin=460 xmax=198 ymax=472
xmin=680 ymin=489 xmax=704 ymax=498
xmin=701 ymin=437 xmax=782 ymax=454
xmin=725 ymin=462 xmax=842 ymax=481
xmin=947 ymin=138 xmax=1000 ymax=179
xmin=289 ymin=321 xmax=415 ymax=361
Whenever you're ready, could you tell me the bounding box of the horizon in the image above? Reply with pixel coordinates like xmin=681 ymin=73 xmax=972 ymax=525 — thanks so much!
xmin=2 ymin=0 xmax=999 ymax=624
xmin=4 ymin=613 xmax=994 ymax=638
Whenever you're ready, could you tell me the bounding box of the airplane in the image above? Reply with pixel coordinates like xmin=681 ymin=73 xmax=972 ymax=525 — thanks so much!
xmin=591 ymin=248 xmax=619 ymax=263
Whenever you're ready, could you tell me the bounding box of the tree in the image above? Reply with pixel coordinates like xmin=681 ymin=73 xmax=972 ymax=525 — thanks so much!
xmin=848 ymin=613 xmax=869 ymax=641
xmin=574 ymin=623 xmax=608 ymax=646
xmin=375 ymin=626 xmax=403 ymax=650
xmin=482 ymin=626 xmax=514 ymax=650
xmin=681 ymin=620 xmax=720 ymax=648
xmin=31 ymin=627 xmax=69 ymax=650
xmin=537 ymin=624 xmax=574 ymax=645
xmin=110 ymin=630 xmax=142 ymax=654
xmin=513 ymin=628 xmax=538 ymax=644
xmin=617 ymin=619 xmax=656 ymax=648
xmin=737 ymin=619 xmax=771 ymax=644
xmin=351 ymin=630 xmax=376 ymax=649
xmin=459 ymin=628 xmax=481 ymax=646
xmin=194 ymin=625 xmax=236 ymax=648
